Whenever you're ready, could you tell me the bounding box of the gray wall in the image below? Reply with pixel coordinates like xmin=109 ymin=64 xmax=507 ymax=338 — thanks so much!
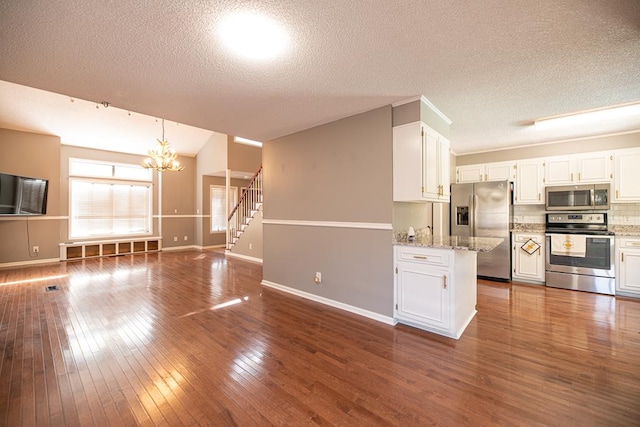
xmin=457 ymin=131 xmax=640 ymax=165
xmin=263 ymin=106 xmax=394 ymax=317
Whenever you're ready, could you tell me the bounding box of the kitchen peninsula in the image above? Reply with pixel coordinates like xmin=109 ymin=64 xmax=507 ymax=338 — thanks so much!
xmin=394 ymin=234 xmax=502 ymax=339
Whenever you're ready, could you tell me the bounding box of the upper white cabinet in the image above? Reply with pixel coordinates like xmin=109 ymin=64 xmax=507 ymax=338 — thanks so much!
xmin=545 ymin=156 xmax=576 ymax=185
xmin=393 ymin=121 xmax=450 ymax=202
xmin=614 ymin=148 xmax=640 ymax=202
xmin=577 ymin=152 xmax=613 ymax=183
xmin=514 ymin=159 xmax=545 ymax=204
xmin=456 ymin=161 xmax=514 ymax=183
xmin=545 ymin=152 xmax=613 ymax=186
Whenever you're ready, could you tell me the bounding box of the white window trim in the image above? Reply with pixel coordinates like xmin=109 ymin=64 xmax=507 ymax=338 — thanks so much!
xmin=210 ymin=185 xmax=237 ymax=234
xmin=68 ymin=158 xmax=154 ymax=240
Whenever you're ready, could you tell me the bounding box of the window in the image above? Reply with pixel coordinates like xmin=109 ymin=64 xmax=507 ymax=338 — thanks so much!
xmin=69 ymin=158 xmax=153 ymax=239
xmin=211 ymin=185 xmax=237 ymax=233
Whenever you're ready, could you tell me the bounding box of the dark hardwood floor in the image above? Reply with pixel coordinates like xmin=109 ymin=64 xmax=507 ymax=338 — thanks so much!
xmin=0 ymin=250 xmax=639 ymax=426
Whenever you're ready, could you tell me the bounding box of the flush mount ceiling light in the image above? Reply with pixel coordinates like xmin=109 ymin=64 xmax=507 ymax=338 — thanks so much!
xmin=218 ymin=12 xmax=289 ymax=60
xmin=140 ymin=119 xmax=185 ymax=172
xmin=234 ymin=136 xmax=263 ymax=147
xmin=534 ymin=102 xmax=640 ymax=130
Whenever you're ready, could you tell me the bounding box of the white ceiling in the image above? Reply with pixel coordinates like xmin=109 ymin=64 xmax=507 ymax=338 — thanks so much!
xmin=0 ymin=1 xmax=639 ymax=156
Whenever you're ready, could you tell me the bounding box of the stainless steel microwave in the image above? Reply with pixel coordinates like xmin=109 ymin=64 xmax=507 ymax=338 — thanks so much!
xmin=545 ymin=184 xmax=610 ymax=211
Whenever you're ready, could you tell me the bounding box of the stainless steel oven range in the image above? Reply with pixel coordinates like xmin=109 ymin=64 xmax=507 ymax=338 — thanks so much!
xmin=545 ymin=213 xmax=615 ymax=295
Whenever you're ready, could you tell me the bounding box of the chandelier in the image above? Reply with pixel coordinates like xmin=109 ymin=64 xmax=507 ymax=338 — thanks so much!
xmin=140 ymin=119 xmax=185 ymax=172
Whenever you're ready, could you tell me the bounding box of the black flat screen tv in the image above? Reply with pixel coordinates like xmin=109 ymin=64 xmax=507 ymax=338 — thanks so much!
xmin=0 ymin=172 xmax=49 ymax=216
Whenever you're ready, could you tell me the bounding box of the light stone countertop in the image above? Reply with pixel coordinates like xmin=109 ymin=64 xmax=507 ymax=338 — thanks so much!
xmin=510 ymin=223 xmax=546 ymax=233
xmin=393 ymin=235 xmax=504 ymax=252
xmin=610 ymin=225 xmax=640 ymax=237
xmin=510 ymin=224 xmax=640 ymax=237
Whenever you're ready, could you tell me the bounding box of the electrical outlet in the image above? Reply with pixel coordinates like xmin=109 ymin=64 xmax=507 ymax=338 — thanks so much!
xmin=249 ymin=243 xmax=253 ymax=250
xmin=174 ymin=209 xmax=178 ymax=214
xmin=32 ymin=246 xmax=39 ymax=253
xmin=173 ymin=236 xmax=178 ymax=242
xmin=184 ymin=235 xmax=188 ymax=241
xmin=314 ymin=272 xmax=322 ymax=284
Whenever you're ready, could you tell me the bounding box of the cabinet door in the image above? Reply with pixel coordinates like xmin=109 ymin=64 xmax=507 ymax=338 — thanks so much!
xmin=485 ymin=161 xmax=514 ymax=182
xmin=457 ymin=164 xmax=484 ymax=183
xmin=515 ymin=160 xmax=544 ymax=204
xmin=577 ymin=152 xmax=612 ymax=183
xmin=393 ymin=122 xmax=423 ymax=201
xmin=422 ymin=131 xmax=440 ymax=200
xmin=439 ymin=138 xmax=451 ymax=199
xmin=512 ymin=234 xmax=545 ymax=282
xmin=545 ymin=156 xmax=575 ymax=185
xmin=618 ymin=250 xmax=640 ymax=295
xmin=397 ymin=262 xmax=449 ymax=330
xmin=614 ymin=150 xmax=640 ymax=202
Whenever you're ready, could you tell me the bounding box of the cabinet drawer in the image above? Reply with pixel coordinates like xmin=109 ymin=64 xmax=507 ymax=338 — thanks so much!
xmin=618 ymin=238 xmax=640 ymax=249
xmin=396 ymin=247 xmax=450 ymax=267
xmin=513 ymin=233 xmax=543 ymax=243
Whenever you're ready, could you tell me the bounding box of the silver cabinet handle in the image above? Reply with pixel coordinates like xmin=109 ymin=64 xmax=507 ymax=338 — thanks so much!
xmin=443 ymin=275 xmax=448 ymax=289
xmin=413 ymin=255 xmax=427 ymax=260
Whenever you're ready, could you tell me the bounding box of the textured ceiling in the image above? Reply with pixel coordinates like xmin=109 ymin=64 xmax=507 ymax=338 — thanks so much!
xmin=0 ymin=0 xmax=639 ymax=155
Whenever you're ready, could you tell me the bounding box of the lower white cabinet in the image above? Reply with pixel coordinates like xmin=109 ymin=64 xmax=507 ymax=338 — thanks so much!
xmin=616 ymin=237 xmax=640 ymax=297
xmin=394 ymin=246 xmax=477 ymax=339
xmin=512 ymin=233 xmax=545 ymax=283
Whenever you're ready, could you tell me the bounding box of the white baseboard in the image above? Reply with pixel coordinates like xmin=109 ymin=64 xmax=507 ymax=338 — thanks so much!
xmin=162 ymin=245 xmax=197 ymax=252
xmin=0 ymin=258 xmax=60 ymax=269
xmin=225 ymin=251 xmax=263 ymax=264
xmin=202 ymin=244 xmax=226 ymax=250
xmin=260 ymin=279 xmax=395 ymax=326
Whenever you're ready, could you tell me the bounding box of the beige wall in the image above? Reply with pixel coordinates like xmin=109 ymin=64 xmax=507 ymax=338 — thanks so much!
xmin=161 ymin=156 xmax=196 ymax=248
xmin=263 ymin=106 xmax=394 ymax=317
xmin=0 ymin=128 xmax=61 ymax=263
xmin=457 ymin=131 xmax=640 ymax=165
xmin=392 ymin=99 xmax=451 ymax=139
xmin=227 ymin=136 xmax=262 ymax=174
xmin=201 ymin=176 xmax=250 ymax=248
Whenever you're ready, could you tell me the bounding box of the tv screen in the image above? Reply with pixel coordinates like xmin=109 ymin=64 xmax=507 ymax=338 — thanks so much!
xmin=0 ymin=172 xmax=49 ymax=216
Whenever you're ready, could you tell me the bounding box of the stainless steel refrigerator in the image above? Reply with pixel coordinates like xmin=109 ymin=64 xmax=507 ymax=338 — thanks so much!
xmin=451 ymin=180 xmax=512 ymax=281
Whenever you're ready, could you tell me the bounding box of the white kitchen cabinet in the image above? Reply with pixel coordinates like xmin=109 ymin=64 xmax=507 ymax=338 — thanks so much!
xmin=393 ymin=121 xmax=450 ymax=202
xmin=394 ymin=245 xmax=477 ymax=339
xmin=614 ymin=149 xmax=640 ymax=202
xmin=456 ymin=164 xmax=484 ymax=183
xmin=544 ymin=152 xmax=613 ymax=185
xmin=512 ymin=233 xmax=545 ymax=283
xmin=486 ymin=161 xmax=515 ymax=182
xmin=616 ymin=237 xmax=640 ymax=297
xmin=456 ymin=161 xmax=514 ymax=183
xmin=514 ymin=159 xmax=544 ymax=204
xmin=577 ymin=152 xmax=613 ymax=183
xmin=545 ymin=156 xmax=576 ymax=185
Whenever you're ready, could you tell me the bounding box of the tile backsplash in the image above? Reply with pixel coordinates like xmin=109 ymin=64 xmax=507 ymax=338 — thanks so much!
xmin=609 ymin=203 xmax=640 ymax=225
xmin=513 ymin=203 xmax=640 ymax=225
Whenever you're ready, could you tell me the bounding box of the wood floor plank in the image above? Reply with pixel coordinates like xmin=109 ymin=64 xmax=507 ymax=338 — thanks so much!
xmin=0 ymin=251 xmax=639 ymax=426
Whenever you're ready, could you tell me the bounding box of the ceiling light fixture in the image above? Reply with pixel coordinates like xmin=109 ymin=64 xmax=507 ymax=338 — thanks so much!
xmin=140 ymin=119 xmax=185 ymax=172
xmin=218 ymin=12 xmax=289 ymax=60
xmin=234 ymin=136 xmax=263 ymax=147
xmin=534 ymin=102 xmax=640 ymax=130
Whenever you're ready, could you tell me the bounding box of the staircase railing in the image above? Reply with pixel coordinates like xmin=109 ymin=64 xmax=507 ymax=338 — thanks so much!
xmin=227 ymin=165 xmax=263 ymax=249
